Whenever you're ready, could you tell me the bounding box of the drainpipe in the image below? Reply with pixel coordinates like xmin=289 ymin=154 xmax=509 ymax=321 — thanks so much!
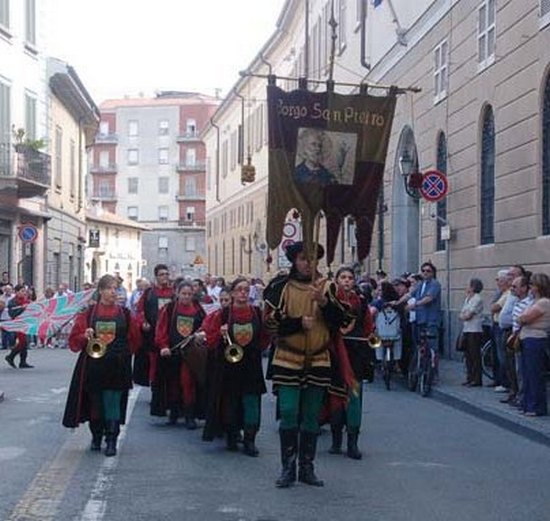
xmin=360 ymin=0 xmax=371 ymax=70
xmin=233 ymin=88 xmax=246 ymax=166
xmin=210 ymin=118 xmax=221 ymax=203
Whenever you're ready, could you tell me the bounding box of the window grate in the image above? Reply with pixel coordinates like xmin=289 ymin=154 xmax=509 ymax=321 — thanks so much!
xmin=480 ymin=106 xmax=495 ymax=244
xmin=541 ymin=0 xmax=550 ymax=17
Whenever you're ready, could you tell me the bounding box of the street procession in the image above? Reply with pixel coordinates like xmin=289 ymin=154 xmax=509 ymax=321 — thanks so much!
xmin=2 ymin=1 xmax=550 ymax=520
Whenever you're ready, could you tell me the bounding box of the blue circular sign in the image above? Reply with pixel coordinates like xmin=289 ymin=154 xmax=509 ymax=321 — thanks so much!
xmin=18 ymin=224 xmax=38 ymax=243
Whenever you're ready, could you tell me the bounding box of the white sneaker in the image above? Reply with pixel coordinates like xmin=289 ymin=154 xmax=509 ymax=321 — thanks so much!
xmin=494 ymin=385 xmax=508 ymax=393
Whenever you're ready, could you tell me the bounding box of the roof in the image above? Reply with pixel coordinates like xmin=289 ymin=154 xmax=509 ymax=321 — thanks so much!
xmin=100 ymin=93 xmax=220 ymax=110
xmin=86 ymin=210 xmax=150 ymax=231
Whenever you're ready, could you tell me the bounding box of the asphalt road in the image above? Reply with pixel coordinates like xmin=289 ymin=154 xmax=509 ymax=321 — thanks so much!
xmin=1 ymin=349 xmax=549 ymax=521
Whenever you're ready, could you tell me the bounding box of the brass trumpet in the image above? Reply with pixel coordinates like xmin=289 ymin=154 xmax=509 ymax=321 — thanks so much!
xmin=223 ymin=331 xmax=244 ymax=364
xmin=366 ymin=333 xmax=382 ymax=349
xmin=86 ymin=337 xmax=107 ymax=359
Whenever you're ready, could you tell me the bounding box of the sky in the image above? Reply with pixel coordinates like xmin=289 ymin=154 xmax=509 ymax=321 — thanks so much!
xmin=46 ymin=0 xmax=287 ymax=105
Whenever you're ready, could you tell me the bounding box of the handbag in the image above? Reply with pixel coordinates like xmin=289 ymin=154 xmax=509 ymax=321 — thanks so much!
xmin=455 ymin=332 xmax=465 ymax=352
xmin=506 ymin=331 xmax=522 ymax=353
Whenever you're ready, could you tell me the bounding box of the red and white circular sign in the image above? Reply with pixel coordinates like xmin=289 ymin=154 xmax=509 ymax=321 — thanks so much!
xmin=420 ymin=170 xmax=448 ymax=202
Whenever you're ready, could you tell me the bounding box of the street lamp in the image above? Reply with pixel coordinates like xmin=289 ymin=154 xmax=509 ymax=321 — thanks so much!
xmin=399 ymin=148 xmax=422 ymax=199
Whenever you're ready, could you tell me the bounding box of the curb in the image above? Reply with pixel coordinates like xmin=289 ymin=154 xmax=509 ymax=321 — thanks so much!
xmin=431 ymin=387 xmax=550 ymax=449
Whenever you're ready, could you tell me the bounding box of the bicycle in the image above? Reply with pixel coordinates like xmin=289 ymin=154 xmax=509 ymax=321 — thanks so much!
xmin=408 ymin=329 xmax=435 ymax=397
xmin=379 ymin=339 xmax=396 ymax=390
xmin=461 ymin=337 xmax=495 ymax=382
xmin=481 ymin=338 xmax=495 ymax=381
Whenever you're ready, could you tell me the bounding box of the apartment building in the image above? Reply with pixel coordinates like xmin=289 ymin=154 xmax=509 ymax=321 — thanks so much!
xmin=85 ymin=205 xmax=148 ymax=289
xmin=46 ymin=57 xmax=99 ymax=291
xmin=89 ymin=92 xmax=218 ymax=281
xmin=204 ymin=0 xmax=550 ymax=347
xmin=0 ymin=0 xmax=52 ymax=290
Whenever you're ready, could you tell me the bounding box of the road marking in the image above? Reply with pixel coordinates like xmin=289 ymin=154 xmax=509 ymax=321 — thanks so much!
xmin=77 ymin=388 xmax=140 ymax=521
xmin=7 ymin=430 xmax=88 ymax=521
xmin=0 ymin=447 xmax=26 ymax=461
xmin=388 ymin=461 xmax=449 ymax=469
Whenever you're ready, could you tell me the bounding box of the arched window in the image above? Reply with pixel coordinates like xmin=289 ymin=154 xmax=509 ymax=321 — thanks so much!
xmin=436 ymin=132 xmax=447 ymax=251
xmin=480 ymin=105 xmax=495 ymax=244
xmin=543 ymin=75 xmax=550 ymax=235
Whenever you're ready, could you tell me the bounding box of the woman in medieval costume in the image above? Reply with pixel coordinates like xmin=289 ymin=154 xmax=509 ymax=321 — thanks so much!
xmin=327 ymin=266 xmax=375 ymax=460
xmin=263 ymin=242 xmax=346 ymax=488
xmin=62 ymin=274 xmax=141 ymax=457
xmin=201 ymin=277 xmax=267 ymax=456
xmin=154 ymin=280 xmax=207 ymax=428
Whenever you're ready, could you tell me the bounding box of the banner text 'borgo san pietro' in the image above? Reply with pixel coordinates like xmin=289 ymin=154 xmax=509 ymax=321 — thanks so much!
xmin=266 ymin=83 xmax=397 ymax=264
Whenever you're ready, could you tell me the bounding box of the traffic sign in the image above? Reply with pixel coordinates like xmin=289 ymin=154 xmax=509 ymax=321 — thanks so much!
xmin=420 ymin=170 xmax=448 ymax=202
xmin=18 ymin=224 xmax=38 ymax=243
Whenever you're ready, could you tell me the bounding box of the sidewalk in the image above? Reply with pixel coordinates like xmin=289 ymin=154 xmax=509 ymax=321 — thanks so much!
xmin=433 ymin=358 xmax=550 ymax=447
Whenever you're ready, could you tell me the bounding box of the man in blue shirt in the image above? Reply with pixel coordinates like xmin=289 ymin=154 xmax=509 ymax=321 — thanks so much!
xmin=408 ymin=261 xmax=441 ymax=356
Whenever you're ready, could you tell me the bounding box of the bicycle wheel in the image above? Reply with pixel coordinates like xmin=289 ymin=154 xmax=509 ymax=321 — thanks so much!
xmin=407 ymin=352 xmax=418 ymax=392
xmin=419 ymin=358 xmax=432 ymax=397
xmin=481 ymin=339 xmax=495 ymax=381
xmin=383 ymin=361 xmax=391 ymax=390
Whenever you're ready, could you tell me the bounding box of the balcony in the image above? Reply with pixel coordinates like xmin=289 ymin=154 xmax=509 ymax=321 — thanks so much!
xmin=94 ymin=133 xmax=118 ymax=144
xmin=91 ymin=189 xmax=117 ymax=201
xmin=90 ymin=163 xmax=118 ymax=174
xmin=176 ymin=160 xmax=206 ymax=172
xmin=0 ymin=143 xmax=52 ymax=198
xmin=175 ymin=191 xmax=205 ymax=202
xmin=178 ymin=218 xmax=205 ymax=227
xmin=176 ymin=131 xmax=201 ymax=143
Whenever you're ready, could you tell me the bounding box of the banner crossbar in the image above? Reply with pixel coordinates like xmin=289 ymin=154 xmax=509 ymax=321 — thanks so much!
xmin=239 ymin=71 xmax=421 ymax=94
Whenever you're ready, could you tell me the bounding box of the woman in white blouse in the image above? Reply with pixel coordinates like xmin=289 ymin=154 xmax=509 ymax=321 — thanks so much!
xmin=517 ymin=273 xmax=550 ymax=416
xmin=459 ymin=278 xmax=484 ymax=387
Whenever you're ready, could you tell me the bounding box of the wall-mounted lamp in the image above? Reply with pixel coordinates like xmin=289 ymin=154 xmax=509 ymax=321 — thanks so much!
xmin=399 ymin=149 xmax=422 ymax=199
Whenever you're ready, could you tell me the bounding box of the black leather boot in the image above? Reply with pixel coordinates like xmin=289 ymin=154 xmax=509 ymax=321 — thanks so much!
xmin=329 ymin=427 xmax=343 ymax=454
xmin=226 ymin=429 xmax=239 ymax=451
xmin=183 ymin=408 xmax=197 ymax=430
xmin=298 ymin=431 xmax=324 ymax=487
xmin=346 ymin=428 xmax=362 ymax=460
xmin=275 ymin=428 xmax=298 ymax=488
xmin=5 ymin=350 xmax=16 ymax=368
xmin=167 ymin=405 xmax=180 ymax=425
xmin=19 ymin=349 xmax=33 ymax=368
xmin=243 ymin=427 xmax=259 ymax=457
xmin=89 ymin=420 xmax=104 ymax=451
xmin=104 ymin=420 xmax=120 ymax=457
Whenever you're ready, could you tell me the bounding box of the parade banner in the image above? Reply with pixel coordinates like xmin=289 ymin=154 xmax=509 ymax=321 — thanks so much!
xmin=266 ymin=84 xmax=397 ymax=263
xmin=0 ymin=289 xmax=94 ymax=341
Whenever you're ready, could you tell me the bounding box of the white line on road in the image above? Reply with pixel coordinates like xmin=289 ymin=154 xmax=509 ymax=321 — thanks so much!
xmin=77 ymin=387 xmax=141 ymax=521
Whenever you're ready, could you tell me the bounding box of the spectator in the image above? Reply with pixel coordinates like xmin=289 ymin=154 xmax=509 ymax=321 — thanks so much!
xmin=0 ymin=271 xmax=10 ymax=288
xmin=459 ymin=278 xmax=484 ymax=387
xmin=1 ymin=284 xmax=15 ymax=350
xmin=44 ymin=287 xmax=55 ymax=299
xmin=508 ymin=274 xmax=533 ymax=408
xmin=516 ymin=273 xmax=550 ymax=416
xmin=498 ymin=265 xmax=526 ymax=405
xmin=115 ymin=276 xmax=128 ymax=307
xmin=128 ymin=278 xmax=148 ymax=314
xmin=492 ymin=270 xmax=511 ymax=393
xmin=408 ymin=262 xmax=441 ymax=363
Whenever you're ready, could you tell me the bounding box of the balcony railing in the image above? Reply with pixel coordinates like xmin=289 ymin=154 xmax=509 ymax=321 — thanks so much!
xmin=0 ymin=143 xmax=51 ymax=198
xmin=176 ymin=131 xmax=200 ymax=142
xmin=176 ymin=160 xmax=206 ymax=172
xmin=178 ymin=218 xmax=205 ymax=227
xmin=175 ymin=192 xmax=205 ymax=202
xmin=95 ymin=133 xmax=119 ymax=144
xmin=90 ymin=163 xmax=118 ymax=174
xmin=91 ymin=189 xmax=117 ymax=201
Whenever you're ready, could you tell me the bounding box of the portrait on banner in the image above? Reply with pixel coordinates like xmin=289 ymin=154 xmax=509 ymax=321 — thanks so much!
xmin=294 ymin=127 xmax=357 ymax=187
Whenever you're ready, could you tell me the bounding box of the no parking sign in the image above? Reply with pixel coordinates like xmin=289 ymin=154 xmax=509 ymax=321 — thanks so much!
xmin=18 ymin=224 xmax=38 ymax=243
xmin=420 ymin=170 xmax=448 ymax=202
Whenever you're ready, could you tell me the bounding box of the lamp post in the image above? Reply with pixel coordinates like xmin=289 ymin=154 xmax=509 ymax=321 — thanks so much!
xmin=398 ymin=149 xmax=422 ymax=199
